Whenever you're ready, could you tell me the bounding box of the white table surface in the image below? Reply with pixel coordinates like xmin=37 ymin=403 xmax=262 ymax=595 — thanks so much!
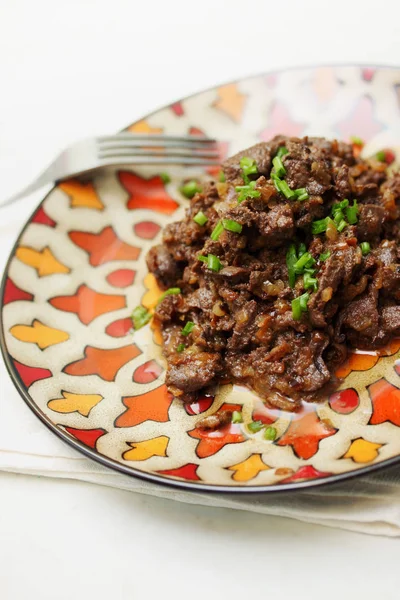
xmin=1 ymin=1 xmax=400 ymax=598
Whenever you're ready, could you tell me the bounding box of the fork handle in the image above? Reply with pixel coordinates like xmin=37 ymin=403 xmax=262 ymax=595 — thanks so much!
xmin=0 ymin=171 xmax=52 ymax=208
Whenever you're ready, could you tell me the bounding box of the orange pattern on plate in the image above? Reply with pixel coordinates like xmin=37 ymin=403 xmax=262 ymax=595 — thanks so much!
xmin=213 ymin=84 xmax=246 ymax=122
xmin=343 ymin=438 xmax=383 ymax=463
xmin=16 ymin=246 xmax=70 ymax=276
xmin=277 ymin=408 xmax=337 ymax=460
xmin=48 ymin=391 xmax=103 ymax=417
xmin=228 ymin=454 xmax=270 ymax=482
xmin=10 ymin=320 xmax=69 ymax=349
xmin=127 ymin=120 xmax=163 ymax=134
xmin=69 ymin=226 xmax=140 ymax=266
xmin=368 ymin=378 xmax=400 ymax=426
xmin=63 ymin=344 xmax=141 ymax=382
xmin=119 ymin=171 xmax=179 ymax=215
xmin=115 ymin=385 xmax=172 ymax=428
xmin=123 ymin=436 xmax=169 ymax=461
xmin=58 ymin=179 xmax=104 ymax=210
xmin=50 ymin=285 xmax=126 ymax=325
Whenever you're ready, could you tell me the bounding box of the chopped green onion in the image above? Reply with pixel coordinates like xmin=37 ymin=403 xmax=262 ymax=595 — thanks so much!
xmin=298 ymin=243 xmax=307 ymax=257
xmin=360 ymin=242 xmax=371 ymax=255
xmin=218 ymin=171 xmax=226 ymax=182
xmin=319 ymin=251 xmax=331 ymax=262
xmin=337 ymin=219 xmax=347 ymax=233
xmin=291 ymin=297 xmax=302 ymax=320
xmin=197 ymin=255 xmax=208 ymax=263
xmin=181 ymin=321 xmax=195 ymax=336
xmin=157 ymin=287 xmax=181 ymax=304
xmin=303 ymin=272 xmax=318 ymax=292
xmin=248 ymin=420 xmax=264 ymax=433
xmin=264 ymin=426 xmax=277 ymax=441
xmin=299 ymin=292 xmax=310 ymax=311
xmin=312 ymin=217 xmax=331 ymax=235
xmin=210 ymin=221 xmax=224 ymax=241
xmin=277 ymin=146 xmax=289 ymax=158
xmin=207 ymin=254 xmax=222 ymax=272
xmin=240 ymin=156 xmax=258 ymax=183
xmin=294 ymin=252 xmax=314 ymax=273
xmin=193 ymin=211 xmax=208 ymax=226
xmin=291 ymin=293 xmax=310 ymax=320
xmin=131 ymin=306 xmax=152 ymax=330
xmin=294 ymin=188 xmax=309 ymax=202
xmin=176 ymin=343 xmax=185 ymax=353
xmin=332 ymin=199 xmax=349 ymax=214
xmin=231 ymin=411 xmax=243 ymax=424
xmin=236 ymin=181 xmax=261 ymax=203
xmin=376 ymin=150 xmax=386 ymax=162
xmin=274 ymin=178 xmax=296 ymax=200
xmin=350 ymin=136 xmax=363 ymax=145
xmin=160 ymin=172 xmax=171 ymax=184
xmin=333 ymin=210 xmax=345 ymax=225
xmin=286 ymin=244 xmax=298 ymax=288
xmin=222 ymin=219 xmax=242 ymax=234
xmin=180 ymin=180 xmax=202 ymax=199
xmin=345 ymin=200 xmax=358 ymax=225
xmin=272 ymin=156 xmax=286 ymax=178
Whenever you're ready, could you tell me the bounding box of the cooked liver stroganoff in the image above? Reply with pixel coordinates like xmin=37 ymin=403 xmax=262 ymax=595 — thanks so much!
xmin=146 ymin=136 xmax=400 ymax=411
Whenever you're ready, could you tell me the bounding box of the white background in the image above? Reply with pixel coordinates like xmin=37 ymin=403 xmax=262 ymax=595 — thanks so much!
xmin=1 ymin=1 xmax=400 ymax=598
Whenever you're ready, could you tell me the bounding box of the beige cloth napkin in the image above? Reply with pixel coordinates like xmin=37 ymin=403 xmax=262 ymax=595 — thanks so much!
xmin=2 ymin=208 xmax=400 ymax=538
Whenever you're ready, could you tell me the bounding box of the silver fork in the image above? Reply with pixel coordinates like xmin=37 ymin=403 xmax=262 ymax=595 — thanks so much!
xmin=1 ymin=133 xmax=220 ymax=207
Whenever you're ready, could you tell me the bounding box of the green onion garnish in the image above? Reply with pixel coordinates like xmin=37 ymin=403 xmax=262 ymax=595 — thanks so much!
xmin=295 ymin=188 xmax=309 ymax=201
xmin=210 ymin=221 xmax=224 ymax=241
xmin=160 ymin=172 xmax=171 ymax=184
xmin=236 ymin=181 xmax=261 ymax=203
xmin=312 ymin=217 xmax=331 ymax=235
xmin=299 ymin=292 xmax=310 ymax=311
xmin=157 ymin=287 xmax=181 ymax=304
xmin=181 ymin=321 xmax=195 ymax=336
xmin=180 ymin=180 xmax=202 ymax=199
xmin=176 ymin=343 xmax=185 ymax=353
xmin=131 ymin=306 xmax=152 ymax=330
xmin=333 ymin=210 xmax=345 ymax=225
xmin=319 ymin=251 xmax=331 ymax=261
xmin=197 ymin=255 xmax=208 ymax=263
xmin=294 ymin=252 xmax=315 ymax=273
xmin=337 ymin=220 xmax=347 ymax=233
xmin=297 ymin=193 xmax=309 ymax=202
xmin=345 ymin=200 xmax=358 ymax=225
xmin=332 ymin=199 xmax=349 ymax=214
xmin=264 ymin=426 xmax=277 ymax=441
xmin=231 ymin=411 xmax=243 ymax=424
xmin=291 ymin=297 xmax=302 ymax=320
xmin=219 ymin=171 xmax=226 ymax=182
xmin=193 ymin=211 xmax=208 ymax=226
xmin=376 ymin=150 xmax=386 ymax=162
xmin=240 ymin=156 xmax=258 ymax=183
xmin=207 ymin=254 xmax=222 ymax=272
xmin=286 ymin=244 xmax=297 ymax=288
xmin=274 ymin=178 xmax=296 ymax=200
xmin=222 ymin=219 xmax=242 ymax=234
xmin=350 ymin=136 xmax=363 ymax=145
xmin=247 ymin=420 xmax=264 ymax=433
xmin=360 ymin=242 xmax=371 ymax=255
xmin=303 ymin=272 xmax=318 ymax=292
xmin=277 ymin=146 xmax=289 ymax=158
xmin=272 ymin=156 xmax=286 ymax=178
xmin=291 ymin=292 xmax=310 ymax=320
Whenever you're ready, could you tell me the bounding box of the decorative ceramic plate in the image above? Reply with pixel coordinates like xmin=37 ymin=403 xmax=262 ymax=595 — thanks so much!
xmin=2 ymin=65 xmax=400 ymax=492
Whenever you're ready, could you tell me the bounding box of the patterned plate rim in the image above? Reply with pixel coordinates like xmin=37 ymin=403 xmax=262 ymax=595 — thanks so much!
xmin=2 ymin=63 xmax=400 ymax=493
